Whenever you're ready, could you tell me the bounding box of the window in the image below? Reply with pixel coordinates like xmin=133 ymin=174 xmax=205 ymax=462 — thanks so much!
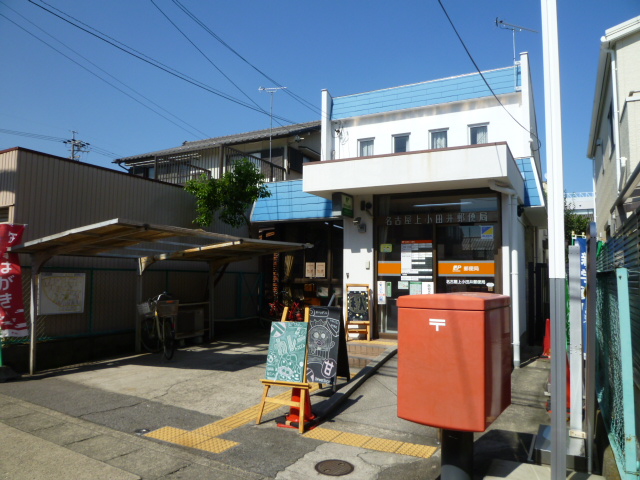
xmin=607 ymin=102 xmax=615 ymax=157
xmin=359 ymin=138 xmax=374 ymax=157
xmin=470 ymin=125 xmax=488 ymax=145
xmin=393 ymin=134 xmax=409 ymax=153
xmin=0 ymin=206 xmax=10 ymax=223
xmin=430 ymin=130 xmax=448 ymax=149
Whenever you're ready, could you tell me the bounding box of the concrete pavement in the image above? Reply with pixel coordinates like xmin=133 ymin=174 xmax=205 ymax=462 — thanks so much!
xmin=0 ymin=327 xmax=606 ymax=479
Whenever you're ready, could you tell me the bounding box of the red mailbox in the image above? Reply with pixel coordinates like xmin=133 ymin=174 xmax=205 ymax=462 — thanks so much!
xmin=397 ymin=293 xmax=512 ymax=432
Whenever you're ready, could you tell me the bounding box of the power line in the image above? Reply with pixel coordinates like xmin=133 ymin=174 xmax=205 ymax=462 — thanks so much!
xmin=26 ymin=0 xmax=298 ymax=124
xmin=170 ymin=0 xmax=324 ymax=119
xmin=0 ymin=4 xmax=211 ymax=139
xmin=436 ymin=0 xmax=541 ymax=151
xmin=148 ymin=0 xmax=278 ymax=126
xmin=0 ymin=128 xmax=121 ymax=159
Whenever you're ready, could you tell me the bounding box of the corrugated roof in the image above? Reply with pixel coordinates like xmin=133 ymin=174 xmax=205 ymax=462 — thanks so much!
xmin=332 ymin=65 xmax=519 ymax=120
xmin=116 ymin=121 xmax=321 ymax=163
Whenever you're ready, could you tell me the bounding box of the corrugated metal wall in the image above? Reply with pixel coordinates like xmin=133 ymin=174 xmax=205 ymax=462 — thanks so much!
xmin=18 ymin=264 xmax=213 ymax=340
xmin=0 ymin=148 xmax=261 ymax=347
xmin=0 ymin=149 xmax=18 ymax=209
xmin=10 ymin=149 xmax=198 ymax=242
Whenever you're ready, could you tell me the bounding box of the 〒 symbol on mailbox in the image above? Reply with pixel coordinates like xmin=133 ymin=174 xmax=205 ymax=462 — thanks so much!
xmin=429 ymin=318 xmax=446 ymax=331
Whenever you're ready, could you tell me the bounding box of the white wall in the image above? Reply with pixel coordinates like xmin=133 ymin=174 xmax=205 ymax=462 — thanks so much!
xmin=343 ymin=194 xmax=375 ymax=291
xmin=330 ymin=93 xmax=529 ymax=162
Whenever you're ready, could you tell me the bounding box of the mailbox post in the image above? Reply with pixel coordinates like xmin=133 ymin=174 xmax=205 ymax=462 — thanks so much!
xmin=397 ymin=293 xmax=512 ymax=479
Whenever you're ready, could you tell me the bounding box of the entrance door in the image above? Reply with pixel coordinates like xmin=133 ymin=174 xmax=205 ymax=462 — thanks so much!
xmin=375 ymin=191 xmax=500 ymax=335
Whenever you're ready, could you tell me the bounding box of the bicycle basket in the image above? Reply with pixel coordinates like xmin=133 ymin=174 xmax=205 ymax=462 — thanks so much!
xmin=155 ymin=300 xmax=179 ymax=316
xmin=137 ymin=302 xmax=153 ymax=316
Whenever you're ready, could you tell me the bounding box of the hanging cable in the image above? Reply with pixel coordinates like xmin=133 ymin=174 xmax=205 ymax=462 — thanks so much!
xmin=0 ymin=6 xmax=210 ymax=139
xmin=0 ymin=128 xmax=121 ymax=159
xmin=148 ymin=0 xmax=282 ymax=126
xmin=436 ymin=0 xmax=541 ymax=151
xmin=26 ymin=0 xmax=298 ymax=124
xmin=170 ymin=0 xmax=324 ymax=119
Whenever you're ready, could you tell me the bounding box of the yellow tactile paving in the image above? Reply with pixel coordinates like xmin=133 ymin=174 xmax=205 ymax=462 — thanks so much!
xmin=144 ymin=426 xmax=189 ymax=442
xmin=302 ymin=427 xmax=342 ymax=442
xmin=395 ymin=443 xmax=438 ymax=458
xmin=362 ymin=437 xmax=404 ymax=453
xmin=171 ymin=431 xmax=215 ymax=448
xmin=191 ymin=423 xmax=235 ymax=437
xmin=142 ymin=381 xmax=435 ymax=461
xmin=194 ymin=437 xmax=240 ymax=454
xmin=332 ymin=431 xmax=372 ymax=448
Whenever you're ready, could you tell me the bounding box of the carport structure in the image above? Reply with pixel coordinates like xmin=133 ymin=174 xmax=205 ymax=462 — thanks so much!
xmin=9 ymin=218 xmax=311 ymax=374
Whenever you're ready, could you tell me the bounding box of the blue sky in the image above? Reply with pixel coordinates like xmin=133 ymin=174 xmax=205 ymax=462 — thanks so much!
xmin=1 ymin=1 xmax=638 ymax=193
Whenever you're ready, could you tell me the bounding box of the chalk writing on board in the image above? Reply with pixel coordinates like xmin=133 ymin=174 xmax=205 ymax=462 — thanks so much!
xmin=265 ymin=322 xmax=308 ymax=383
xmin=348 ymin=290 xmax=369 ymax=321
xmin=306 ymin=307 xmax=341 ymax=384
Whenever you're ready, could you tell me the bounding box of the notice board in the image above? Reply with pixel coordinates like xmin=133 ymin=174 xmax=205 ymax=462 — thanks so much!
xmin=306 ymin=306 xmax=350 ymax=384
xmin=265 ymin=322 xmax=309 ymax=383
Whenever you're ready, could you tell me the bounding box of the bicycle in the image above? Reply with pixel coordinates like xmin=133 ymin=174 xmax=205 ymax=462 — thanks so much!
xmin=138 ymin=293 xmax=178 ymax=360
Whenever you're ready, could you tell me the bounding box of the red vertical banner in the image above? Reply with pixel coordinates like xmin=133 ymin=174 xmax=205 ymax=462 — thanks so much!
xmin=0 ymin=224 xmax=26 ymax=338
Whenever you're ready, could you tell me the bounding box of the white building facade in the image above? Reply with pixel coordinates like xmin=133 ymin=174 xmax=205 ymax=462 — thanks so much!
xmin=587 ymin=15 xmax=640 ymax=239
xmin=304 ymin=53 xmax=546 ymax=366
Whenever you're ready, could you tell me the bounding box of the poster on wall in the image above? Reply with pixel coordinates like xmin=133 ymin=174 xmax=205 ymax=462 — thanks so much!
xmin=377 ymin=281 xmax=386 ymax=304
xmin=400 ymin=240 xmax=434 ymax=283
xmin=38 ymin=273 xmax=86 ymax=315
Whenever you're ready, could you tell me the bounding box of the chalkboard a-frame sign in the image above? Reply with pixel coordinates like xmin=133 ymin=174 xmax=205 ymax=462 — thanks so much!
xmin=306 ymin=306 xmax=349 ymax=384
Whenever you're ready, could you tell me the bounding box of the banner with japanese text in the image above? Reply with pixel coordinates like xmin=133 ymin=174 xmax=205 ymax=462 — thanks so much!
xmin=0 ymin=224 xmax=26 ymax=337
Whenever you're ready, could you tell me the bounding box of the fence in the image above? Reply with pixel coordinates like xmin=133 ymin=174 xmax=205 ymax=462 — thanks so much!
xmin=1 ymin=266 xmax=262 ymax=347
xmin=597 ymin=212 xmax=640 ymax=477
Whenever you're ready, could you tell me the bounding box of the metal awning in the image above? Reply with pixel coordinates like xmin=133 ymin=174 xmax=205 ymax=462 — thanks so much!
xmin=10 ymin=218 xmax=311 ymax=271
xmin=10 ymin=219 xmax=311 ymax=375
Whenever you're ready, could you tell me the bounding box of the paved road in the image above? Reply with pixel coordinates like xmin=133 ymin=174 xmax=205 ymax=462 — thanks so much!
xmin=0 ymin=328 xmax=587 ymax=479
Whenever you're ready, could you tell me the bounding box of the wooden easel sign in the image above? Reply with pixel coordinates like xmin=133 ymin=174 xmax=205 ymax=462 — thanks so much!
xmin=346 ymin=284 xmax=372 ymax=341
xmin=265 ymin=321 xmax=309 ymax=383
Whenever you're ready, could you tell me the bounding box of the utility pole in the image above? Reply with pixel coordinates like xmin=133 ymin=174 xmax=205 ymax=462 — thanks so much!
xmin=540 ymin=0 xmax=567 ymax=477
xmin=258 ymin=86 xmax=287 ymax=162
xmin=63 ymin=131 xmax=90 ymax=161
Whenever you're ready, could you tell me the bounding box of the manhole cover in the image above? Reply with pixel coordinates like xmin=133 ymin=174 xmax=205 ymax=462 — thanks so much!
xmin=314 ymin=459 xmax=355 ymax=476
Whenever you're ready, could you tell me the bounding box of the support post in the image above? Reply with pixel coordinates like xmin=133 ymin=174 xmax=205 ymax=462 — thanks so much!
xmin=135 ymin=267 xmax=143 ymax=353
xmin=28 ymin=254 xmax=49 ymax=375
xmin=541 ymin=0 xmax=567 ymax=476
xmin=440 ymin=429 xmax=473 ymax=480
xmin=585 ymin=223 xmax=597 ymax=473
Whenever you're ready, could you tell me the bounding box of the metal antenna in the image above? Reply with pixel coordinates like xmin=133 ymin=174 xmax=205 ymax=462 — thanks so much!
xmin=496 ymin=18 xmax=538 ymax=65
xmin=63 ymin=130 xmax=90 ymax=161
xmin=258 ymin=86 xmax=287 ymax=164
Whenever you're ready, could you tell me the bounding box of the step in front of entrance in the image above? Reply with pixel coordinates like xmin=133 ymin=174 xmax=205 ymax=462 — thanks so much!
xmin=347 ymin=343 xmax=391 ymax=369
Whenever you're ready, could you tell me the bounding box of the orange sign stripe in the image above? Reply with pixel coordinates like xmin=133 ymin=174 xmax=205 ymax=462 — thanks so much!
xmin=378 ymin=262 xmax=402 ymax=275
xmin=438 ymin=261 xmax=495 ymax=275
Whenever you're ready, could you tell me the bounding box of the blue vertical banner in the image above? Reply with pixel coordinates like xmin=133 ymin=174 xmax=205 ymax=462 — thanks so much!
xmin=576 ymin=237 xmax=588 ymax=352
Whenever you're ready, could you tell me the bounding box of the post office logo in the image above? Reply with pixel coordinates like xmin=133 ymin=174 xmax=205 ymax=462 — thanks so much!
xmin=429 ymin=318 xmax=446 ymax=331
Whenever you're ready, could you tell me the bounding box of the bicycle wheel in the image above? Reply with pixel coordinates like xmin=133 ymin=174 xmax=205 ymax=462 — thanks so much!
xmin=162 ymin=317 xmax=176 ymax=360
xmin=140 ymin=317 xmax=161 ymax=353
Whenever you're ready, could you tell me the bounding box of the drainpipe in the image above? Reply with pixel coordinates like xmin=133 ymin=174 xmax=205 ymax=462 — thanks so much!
xmin=489 ymin=180 xmax=521 ymax=368
xmin=604 ymin=47 xmax=622 ymax=193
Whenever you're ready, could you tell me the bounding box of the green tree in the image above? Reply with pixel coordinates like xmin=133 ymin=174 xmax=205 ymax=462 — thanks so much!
xmin=564 ymin=195 xmax=591 ymax=244
xmin=185 ymin=158 xmax=271 ymax=229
